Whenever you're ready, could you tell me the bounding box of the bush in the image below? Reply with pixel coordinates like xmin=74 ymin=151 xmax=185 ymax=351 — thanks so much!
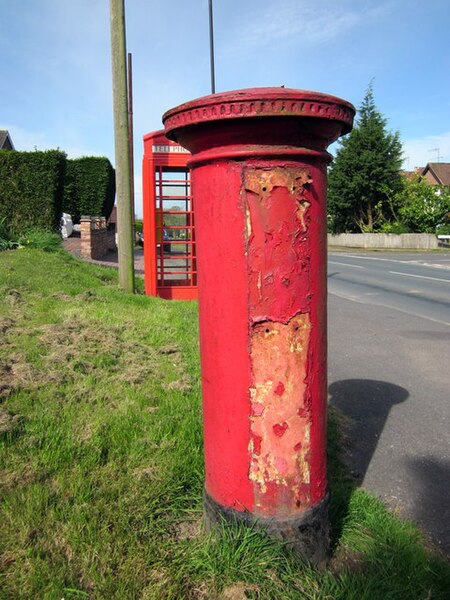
xmin=17 ymin=229 xmax=62 ymax=252
xmin=63 ymin=157 xmax=115 ymax=223
xmin=395 ymin=175 xmax=450 ymax=233
xmin=436 ymin=223 xmax=450 ymax=236
xmin=378 ymin=221 xmax=410 ymax=234
xmin=0 ymin=149 xmax=66 ymax=236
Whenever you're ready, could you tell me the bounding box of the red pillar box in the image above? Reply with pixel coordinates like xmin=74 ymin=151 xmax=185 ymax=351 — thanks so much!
xmin=142 ymin=130 xmax=197 ymax=300
xmin=163 ymin=88 xmax=354 ymax=564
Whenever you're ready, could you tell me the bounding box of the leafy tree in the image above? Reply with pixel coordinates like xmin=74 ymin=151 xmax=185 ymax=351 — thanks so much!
xmin=328 ymin=84 xmax=403 ymax=233
xmin=395 ymin=174 xmax=450 ymax=233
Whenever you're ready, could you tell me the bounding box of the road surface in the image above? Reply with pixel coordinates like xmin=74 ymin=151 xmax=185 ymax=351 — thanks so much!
xmin=327 ymin=251 xmax=450 ymax=555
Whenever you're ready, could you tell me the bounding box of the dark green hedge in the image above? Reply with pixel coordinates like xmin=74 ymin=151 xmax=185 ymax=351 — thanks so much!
xmin=0 ymin=150 xmax=66 ymax=235
xmin=63 ymin=157 xmax=115 ymax=223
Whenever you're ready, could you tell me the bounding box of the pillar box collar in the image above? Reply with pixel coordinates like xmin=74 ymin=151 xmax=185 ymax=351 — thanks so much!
xmin=162 ymin=87 xmax=355 ymax=164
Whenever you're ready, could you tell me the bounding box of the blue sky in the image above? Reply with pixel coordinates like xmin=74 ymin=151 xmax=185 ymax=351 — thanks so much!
xmin=1 ymin=0 xmax=449 ymax=217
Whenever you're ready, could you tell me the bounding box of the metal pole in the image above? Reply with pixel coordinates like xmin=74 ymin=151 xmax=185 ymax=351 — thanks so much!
xmin=109 ymin=0 xmax=135 ymax=293
xmin=208 ymin=0 xmax=216 ymax=94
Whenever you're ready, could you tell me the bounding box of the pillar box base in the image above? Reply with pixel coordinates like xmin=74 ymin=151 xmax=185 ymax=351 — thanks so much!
xmin=204 ymin=488 xmax=330 ymax=566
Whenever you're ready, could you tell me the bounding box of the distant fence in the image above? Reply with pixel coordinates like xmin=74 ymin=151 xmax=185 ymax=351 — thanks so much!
xmin=327 ymin=233 xmax=441 ymax=250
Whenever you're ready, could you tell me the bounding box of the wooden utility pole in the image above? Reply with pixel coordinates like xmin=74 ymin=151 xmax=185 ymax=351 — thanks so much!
xmin=109 ymin=0 xmax=135 ymax=293
xmin=127 ymin=52 xmax=135 ymax=224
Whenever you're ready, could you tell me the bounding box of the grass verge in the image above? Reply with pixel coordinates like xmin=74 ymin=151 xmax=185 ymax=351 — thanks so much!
xmin=1 ymin=246 xmax=449 ymax=599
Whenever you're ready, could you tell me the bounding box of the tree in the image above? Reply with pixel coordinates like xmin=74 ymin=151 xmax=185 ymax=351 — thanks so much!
xmin=328 ymin=84 xmax=403 ymax=233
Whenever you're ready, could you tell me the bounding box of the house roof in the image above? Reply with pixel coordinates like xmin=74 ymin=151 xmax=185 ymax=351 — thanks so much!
xmin=0 ymin=130 xmax=15 ymax=150
xmin=420 ymin=162 xmax=450 ymax=186
xmin=401 ymin=168 xmax=423 ymax=181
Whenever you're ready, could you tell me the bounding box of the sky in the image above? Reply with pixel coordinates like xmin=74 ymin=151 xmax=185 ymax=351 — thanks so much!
xmin=1 ymin=0 xmax=449 ymax=217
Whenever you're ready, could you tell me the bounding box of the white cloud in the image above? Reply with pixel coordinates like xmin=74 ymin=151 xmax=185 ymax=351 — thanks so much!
xmin=402 ymin=131 xmax=450 ymax=170
xmin=221 ymin=1 xmax=385 ymax=59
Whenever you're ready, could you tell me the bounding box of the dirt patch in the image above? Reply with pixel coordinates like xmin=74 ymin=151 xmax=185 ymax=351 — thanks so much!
xmin=0 ymin=317 xmax=16 ymax=337
xmin=0 ymin=363 xmax=13 ymax=399
xmin=4 ymin=289 xmax=23 ymax=306
xmin=0 ymin=353 xmax=61 ymax=399
xmin=51 ymin=292 xmax=73 ymax=301
xmin=0 ymin=464 xmax=49 ymax=493
xmin=219 ymin=583 xmax=259 ymax=599
xmin=328 ymin=545 xmax=367 ymax=574
xmin=2 ymin=316 xmax=190 ymax=403
xmin=0 ymin=407 xmax=23 ymax=436
xmin=158 ymin=345 xmax=180 ymax=355
xmin=0 ymin=551 xmax=16 ymax=568
xmin=132 ymin=465 xmax=159 ymax=480
xmin=175 ymin=518 xmax=202 ymax=541
xmin=37 ymin=319 xmax=160 ymax=388
xmin=166 ymin=376 xmax=192 ymax=393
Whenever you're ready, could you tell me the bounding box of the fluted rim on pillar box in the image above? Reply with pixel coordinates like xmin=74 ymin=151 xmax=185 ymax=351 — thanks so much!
xmin=163 ymin=87 xmax=354 ymax=566
xmin=163 ymin=87 xmax=354 ymax=166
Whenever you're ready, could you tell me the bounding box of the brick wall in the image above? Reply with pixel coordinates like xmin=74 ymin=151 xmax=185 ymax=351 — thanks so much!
xmin=80 ymin=216 xmax=116 ymax=259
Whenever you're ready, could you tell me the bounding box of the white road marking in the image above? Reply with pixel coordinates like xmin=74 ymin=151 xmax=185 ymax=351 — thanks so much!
xmin=389 ymin=271 xmax=450 ymax=283
xmin=329 ymin=254 xmax=450 ymax=270
xmin=328 ymin=261 xmax=365 ymax=269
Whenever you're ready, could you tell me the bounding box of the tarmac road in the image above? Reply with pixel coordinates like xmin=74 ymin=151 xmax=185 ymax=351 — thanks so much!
xmin=327 ymin=251 xmax=450 ymax=556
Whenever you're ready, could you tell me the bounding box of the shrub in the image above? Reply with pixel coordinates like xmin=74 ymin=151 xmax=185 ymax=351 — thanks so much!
xmin=0 ymin=149 xmax=66 ymax=236
xmin=63 ymin=157 xmax=115 ymax=223
xmin=395 ymin=175 xmax=450 ymax=233
xmin=0 ymin=217 xmax=19 ymax=250
xmin=17 ymin=228 xmax=62 ymax=252
xmin=378 ymin=221 xmax=410 ymax=234
xmin=436 ymin=223 xmax=450 ymax=236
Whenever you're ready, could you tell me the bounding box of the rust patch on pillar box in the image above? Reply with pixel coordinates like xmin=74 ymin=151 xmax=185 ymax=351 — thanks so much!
xmin=248 ymin=313 xmax=312 ymax=515
xmin=244 ymin=167 xmax=312 ymax=201
xmin=243 ymin=167 xmax=313 ymax=324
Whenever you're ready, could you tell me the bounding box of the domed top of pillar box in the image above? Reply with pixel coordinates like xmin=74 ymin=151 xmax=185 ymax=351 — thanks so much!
xmin=162 ymin=87 xmax=355 ymax=163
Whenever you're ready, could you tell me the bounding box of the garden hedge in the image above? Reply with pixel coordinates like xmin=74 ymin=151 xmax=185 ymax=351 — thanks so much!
xmin=0 ymin=149 xmax=66 ymax=235
xmin=63 ymin=157 xmax=115 ymax=223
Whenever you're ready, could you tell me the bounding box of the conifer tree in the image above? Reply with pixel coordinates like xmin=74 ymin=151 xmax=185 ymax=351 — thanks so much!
xmin=328 ymin=84 xmax=403 ymax=233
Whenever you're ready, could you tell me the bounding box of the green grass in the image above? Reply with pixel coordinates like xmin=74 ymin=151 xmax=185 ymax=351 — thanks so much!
xmin=1 ymin=246 xmax=449 ymax=599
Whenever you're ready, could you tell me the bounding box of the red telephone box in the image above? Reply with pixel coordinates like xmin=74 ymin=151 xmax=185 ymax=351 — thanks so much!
xmin=142 ymin=130 xmax=197 ymax=299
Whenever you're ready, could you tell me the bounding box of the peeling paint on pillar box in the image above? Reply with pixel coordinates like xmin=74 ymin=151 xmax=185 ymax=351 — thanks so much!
xmin=243 ymin=166 xmax=313 ymax=322
xmin=243 ymin=163 xmax=326 ymax=516
xmin=249 ymin=314 xmax=312 ymax=515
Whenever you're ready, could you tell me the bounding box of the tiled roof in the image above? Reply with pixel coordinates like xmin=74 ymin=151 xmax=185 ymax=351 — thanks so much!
xmin=421 ymin=163 xmax=450 ymax=186
xmin=401 ymin=169 xmax=424 ymax=181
